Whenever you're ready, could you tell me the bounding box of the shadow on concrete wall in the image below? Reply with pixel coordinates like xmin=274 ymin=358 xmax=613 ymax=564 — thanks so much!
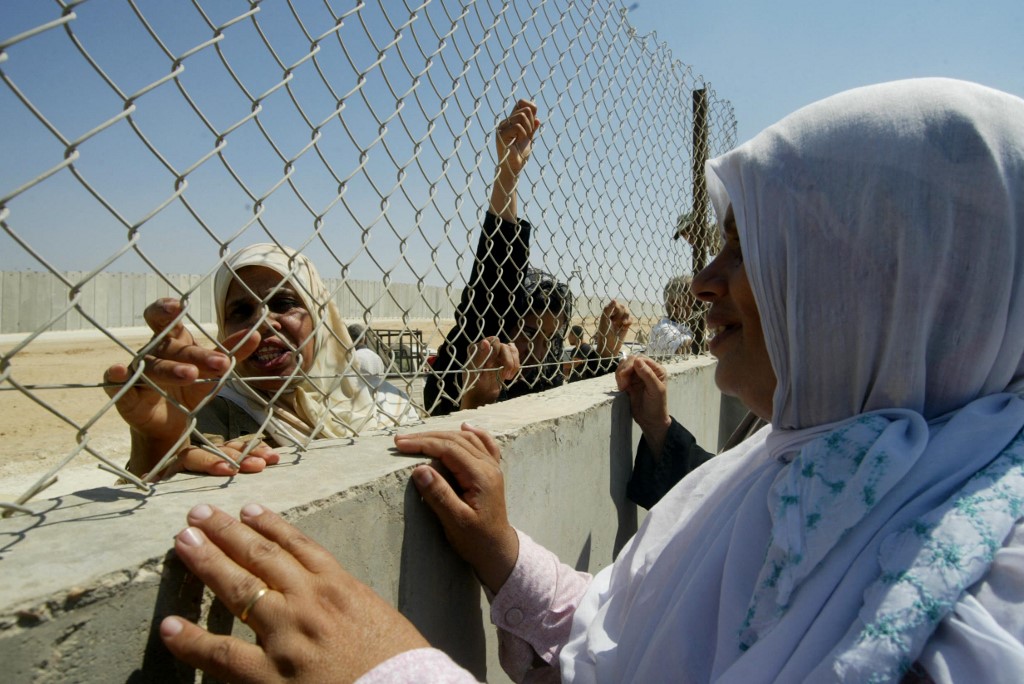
xmin=130 ymin=551 xmax=202 ymax=683
xmin=398 ymin=480 xmax=488 ymax=680
xmin=609 ymin=395 xmax=639 ymax=559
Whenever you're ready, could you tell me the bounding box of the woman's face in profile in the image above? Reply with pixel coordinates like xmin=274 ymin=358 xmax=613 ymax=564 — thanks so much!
xmin=693 ymin=209 xmax=776 ymax=421
xmin=222 ymin=266 xmax=316 ymax=391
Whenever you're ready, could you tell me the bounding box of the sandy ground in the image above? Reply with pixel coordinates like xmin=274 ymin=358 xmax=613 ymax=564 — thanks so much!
xmin=0 ymin=321 xmax=449 ymax=502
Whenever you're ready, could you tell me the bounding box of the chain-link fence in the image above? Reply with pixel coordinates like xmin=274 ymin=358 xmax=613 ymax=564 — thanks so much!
xmin=0 ymin=0 xmax=736 ymax=514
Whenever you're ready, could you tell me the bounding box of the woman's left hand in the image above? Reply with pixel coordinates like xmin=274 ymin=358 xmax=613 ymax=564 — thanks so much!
xmin=395 ymin=424 xmax=519 ymax=594
xmin=170 ymin=439 xmax=281 ymax=478
xmin=615 ymin=355 xmax=671 ymax=459
xmin=161 ymin=504 xmax=429 ymax=683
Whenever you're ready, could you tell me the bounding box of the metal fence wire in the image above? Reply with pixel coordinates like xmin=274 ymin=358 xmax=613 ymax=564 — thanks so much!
xmin=0 ymin=0 xmax=736 ymax=514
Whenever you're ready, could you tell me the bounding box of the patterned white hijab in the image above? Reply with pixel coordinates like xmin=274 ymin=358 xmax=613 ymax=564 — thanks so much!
xmin=562 ymin=79 xmax=1024 ymax=682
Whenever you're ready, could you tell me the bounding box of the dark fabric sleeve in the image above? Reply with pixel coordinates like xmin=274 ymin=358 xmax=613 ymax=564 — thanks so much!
xmin=424 ymin=212 xmax=531 ymax=416
xmin=569 ymin=344 xmax=619 ymax=382
xmin=626 ymin=417 xmax=715 ymax=510
xmin=192 ymin=396 xmax=265 ymax=444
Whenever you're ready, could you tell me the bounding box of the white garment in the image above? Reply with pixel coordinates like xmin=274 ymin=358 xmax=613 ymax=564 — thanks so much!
xmin=351 ymin=348 xmax=420 ymax=426
xmin=644 ymin=317 xmax=693 ymax=356
xmin=561 ymin=79 xmax=1024 ymax=683
xmin=354 ymin=347 xmax=387 ymax=388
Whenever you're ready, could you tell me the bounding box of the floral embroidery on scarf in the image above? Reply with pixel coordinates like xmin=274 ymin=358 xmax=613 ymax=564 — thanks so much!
xmin=738 ymin=413 xmax=927 ymax=650
xmin=831 ymin=427 xmax=1024 ymax=682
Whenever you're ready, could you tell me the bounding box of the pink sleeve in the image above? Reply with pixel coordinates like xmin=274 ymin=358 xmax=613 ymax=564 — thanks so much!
xmin=356 ymin=531 xmax=592 ymax=684
xmin=355 ymin=647 xmax=480 ymax=684
xmin=488 ymin=529 xmax=593 ymax=683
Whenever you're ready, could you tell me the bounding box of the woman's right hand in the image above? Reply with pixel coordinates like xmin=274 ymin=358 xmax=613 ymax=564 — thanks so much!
xmin=490 ymin=99 xmax=540 ymax=222
xmin=394 ymin=424 xmax=519 ymax=594
xmin=103 ymin=298 xmax=266 ymax=477
xmin=495 ymin=99 xmax=539 ymax=177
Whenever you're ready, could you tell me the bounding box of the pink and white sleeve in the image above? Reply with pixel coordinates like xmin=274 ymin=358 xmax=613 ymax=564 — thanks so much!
xmin=488 ymin=529 xmax=593 ymax=683
xmin=357 ymin=529 xmax=592 ymax=684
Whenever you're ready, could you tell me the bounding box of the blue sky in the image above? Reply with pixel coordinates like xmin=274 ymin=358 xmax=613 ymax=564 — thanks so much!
xmin=624 ymin=0 xmax=1024 ymax=144
xmin=2 ymin=0 xmax=1021 ymax=302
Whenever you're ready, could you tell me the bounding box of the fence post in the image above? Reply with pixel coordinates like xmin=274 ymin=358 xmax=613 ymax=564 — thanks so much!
xmin=690 ymin=87 xmax=709 ymax=272
xmin=673 ymin=87 xmax=711 ymax=349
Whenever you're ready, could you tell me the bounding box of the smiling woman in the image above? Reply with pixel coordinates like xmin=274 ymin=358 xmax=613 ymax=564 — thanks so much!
xmin=220 ymin=266 xmax=316 ymax=392
xmin=694 ymin=207 xmax=776 ymax=421
xmin=103 ymin=243 xmax=416 ymax=480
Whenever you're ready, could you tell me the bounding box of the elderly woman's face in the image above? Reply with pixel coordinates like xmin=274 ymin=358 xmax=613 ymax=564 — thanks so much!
xmin=223 ymin=266 xmax=316 ymax=392
xmin=693 ymin=209 xmax=776 ymax=421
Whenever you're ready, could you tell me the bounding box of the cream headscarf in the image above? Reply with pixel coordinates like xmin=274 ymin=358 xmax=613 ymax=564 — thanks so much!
xmin=562 ymin=79 xmax=1024 ymax=682
xmin=213 ymin=243 xmax=385 ymax=446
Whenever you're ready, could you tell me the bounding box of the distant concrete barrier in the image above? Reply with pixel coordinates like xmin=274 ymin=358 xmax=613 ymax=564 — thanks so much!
xmin=0 ymin=270 xmax=462 ymax=334
xmin=0 ymin=359 xmax=720 ymax=682
xmin=0 ymin=271 xmax=650 ymax=335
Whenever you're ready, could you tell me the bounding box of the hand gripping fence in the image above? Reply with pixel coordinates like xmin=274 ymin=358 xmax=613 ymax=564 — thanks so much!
xmin=0 ymin=0 xmax=736 ymax=516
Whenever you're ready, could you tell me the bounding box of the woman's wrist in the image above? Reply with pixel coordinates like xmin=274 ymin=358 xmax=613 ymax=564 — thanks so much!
xmin=128 ymin=428 xmax=185 ymax=476
xmin=640 ymin=416 xmax=673 ymax=463
xmin=475 ymin=526 xmax=520 ymax=594
xmin=489 ymin=166 xmax=520 ymax=221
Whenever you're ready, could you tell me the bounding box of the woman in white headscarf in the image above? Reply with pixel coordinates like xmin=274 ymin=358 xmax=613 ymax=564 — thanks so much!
xmin=106 ymin=243 xmax=415 ymax=480
xmin=553 ymin=77 xmax=1024 ymax=684
xmin=159 ymin=79 xmax=1024 ymax=683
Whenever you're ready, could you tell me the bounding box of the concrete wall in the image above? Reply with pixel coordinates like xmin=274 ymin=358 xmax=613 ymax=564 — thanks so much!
xmin=0 ymin=271 xmax=462 ymax=334
xmin=0 ymin=271 xmax=657 ymax=335
xmin=0 ymin=358 xmax=720 ymax=683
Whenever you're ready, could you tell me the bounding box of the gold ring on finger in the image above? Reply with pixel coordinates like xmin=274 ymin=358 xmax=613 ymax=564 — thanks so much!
xmin=239 ymin=587 xmax=268 ymax=623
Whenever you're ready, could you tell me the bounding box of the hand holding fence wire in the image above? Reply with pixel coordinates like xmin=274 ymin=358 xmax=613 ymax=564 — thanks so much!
xmin=594 ymin=298 xmax=633 ymax=360
xmin=460 ymin=336 xmax=521 ymax=411
xmin=491 ymin=99 xmax=540 ymax=222
xmin=102 ymin=297 xmax=277 ymax=479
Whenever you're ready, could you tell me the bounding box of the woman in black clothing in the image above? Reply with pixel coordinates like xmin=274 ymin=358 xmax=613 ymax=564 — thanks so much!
xmin=424 ymin=100 xmax=631 ymax=416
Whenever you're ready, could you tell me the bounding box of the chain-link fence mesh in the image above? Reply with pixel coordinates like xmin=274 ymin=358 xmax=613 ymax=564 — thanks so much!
xmin=0 ymin=0 xmax=736 ymax=514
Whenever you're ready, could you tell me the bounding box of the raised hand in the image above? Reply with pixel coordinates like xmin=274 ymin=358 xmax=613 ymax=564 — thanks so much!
xmin=490 ymin=99 xmax=541 ymax=222
xmin=161 ymin=503 xmax=428 ymax=682
xmin=595 ymin=299 xmax=633 ymax=360
xmin=394 ymin=424 xmax=519 ymax=594
xmin=459 ymin=336 xmax=521 ymax=411
xmin=495 ymin=99 xmax=540 ymax=177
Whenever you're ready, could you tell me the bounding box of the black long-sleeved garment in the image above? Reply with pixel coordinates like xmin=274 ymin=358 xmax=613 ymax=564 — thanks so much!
xmin=424 ymin=212 xmax=614 ymax=416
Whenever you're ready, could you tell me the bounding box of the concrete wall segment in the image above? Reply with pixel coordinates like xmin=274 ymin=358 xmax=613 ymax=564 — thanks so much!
xmin=0 ymin=358 xmax=720 ymax=682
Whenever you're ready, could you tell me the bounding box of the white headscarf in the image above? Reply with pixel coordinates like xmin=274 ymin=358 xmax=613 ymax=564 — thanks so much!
xmin=562 ymin=79 xmax=1024 ymax=682
xmin=213 ymin=243 xmax=391 ymax=445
